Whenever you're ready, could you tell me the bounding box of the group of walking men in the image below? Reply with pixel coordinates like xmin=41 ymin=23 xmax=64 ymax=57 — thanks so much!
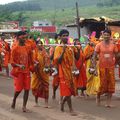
xmin=0 ymin=28 xmax=120 ymax=115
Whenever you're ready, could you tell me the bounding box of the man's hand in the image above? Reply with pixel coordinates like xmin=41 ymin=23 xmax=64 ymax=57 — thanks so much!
xmin=18 ymin=64 xmax=25 ymax=70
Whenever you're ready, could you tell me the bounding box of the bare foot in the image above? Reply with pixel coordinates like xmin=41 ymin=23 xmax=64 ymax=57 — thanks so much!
xmin=11 ymin=102 xmax=15 ymax=109
xmin=105 ymin=104 xmax=115 ymax=108
xmin=76 ymin=95 xmax=80 ymax=98
xmin=96 ymin=98 xmax=101 ymax=106
xmin=59 ymin=100 xmax=62 ymax=105
xmin=10 ymin=106 xmax=15 ymax=112
xmin=84 ymin=94 xmax=90 ymax=99
xmin=34 ymin=103 xmax=40 ymax=107
xmin=79 ymin=95 xmax=85 ymax=98
xmin=44 ymin=106 xmax=51 ymax=109
xmin=22 ymin=107 xmax=31 ymax=113
xmin=43 ymin=102 xmax=51 ymax=109
xmin=70 ymin=111 xmax=77 ymax=116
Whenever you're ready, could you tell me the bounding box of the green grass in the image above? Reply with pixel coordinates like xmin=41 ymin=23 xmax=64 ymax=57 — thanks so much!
xmin=15 ymin=5 xmax=120 ymax=27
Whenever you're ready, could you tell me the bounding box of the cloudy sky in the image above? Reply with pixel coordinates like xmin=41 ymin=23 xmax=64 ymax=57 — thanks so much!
xmin=0 ymin=0 xmax=26 ymax=4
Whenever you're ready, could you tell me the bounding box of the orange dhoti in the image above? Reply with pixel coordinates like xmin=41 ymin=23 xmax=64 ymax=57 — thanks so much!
xmin=74 ymin=66 xmax=87 ymax=91
xmin=74 ymin=50 xmax=87 ymax=92
xmin=31 ymin=48 xmax=50 ymax=99
xmin=31 ymin=71 xmax=49 ymax=99
xmin=60 ymin=77 xmax=74 ymax=97
xmin=32 ymin=73 xmax=49 ymax=99
xmin=98 ymin=68 xmax=115 ymax=95
xmin=59 ymin=64 xmax=75 ymax=97
xmin=14 ymin=72 xmax=31 ymax=92
xmin=54 ymin=46 xmax=75 ymax=97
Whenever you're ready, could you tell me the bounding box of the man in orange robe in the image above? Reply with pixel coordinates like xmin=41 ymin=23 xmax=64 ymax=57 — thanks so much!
xmin=11 ymin=31 xmax=33 ymax=112
xmin=54 ymin=30 xmax=76 ymax=115
xmin=93 ymin=29 xmax=118 ymax=107
xmin=31 ymin=41 xmax=50 ymax=107
xmin=0 ymin=35 xmax=10 ymax=76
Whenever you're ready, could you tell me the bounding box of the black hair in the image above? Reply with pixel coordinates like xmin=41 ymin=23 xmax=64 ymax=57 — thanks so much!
xmin=74 ymin=38 xmax=80 ymax=45
xmin=29 ymin=35 xmax=34 ymax=39
xmin=1 ymin=33 xmax=5 ymax=37
xmin=54 ymin=33 xmax=58 ymax=40
xmin=73 ymin=38 xmax=79 ymax=41
xmin=16 ymin=31 xmax=26 ymax=37
xmin=59 ymin=29 xmax=69 ymax=37
xmin=103 ymin=29 xmax=111 ymax=36
xmin=36 ymin=40 xmax=43 ymax=45
xmin=61 ymin=37 xmax=68 ymax=44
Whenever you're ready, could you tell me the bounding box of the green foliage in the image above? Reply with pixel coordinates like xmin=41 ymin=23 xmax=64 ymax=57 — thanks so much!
xmin=29 ymin=31 xmax=41 ymax=41
xmin=0 ymin=1 xmax=42 ymax=12
xmin=27 ymin=0 xmax=98 ymax=10
xmin=22 ymin=6 xmax=120 ymax=27
xmin=97 ymin=0 xmax=120 ymax=7
xmin=0 ymin=9 xmax=13 ymax=22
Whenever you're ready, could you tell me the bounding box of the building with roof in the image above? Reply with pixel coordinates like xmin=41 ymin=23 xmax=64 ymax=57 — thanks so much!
xmin=66 ymin=16 xmax=120 ymax=38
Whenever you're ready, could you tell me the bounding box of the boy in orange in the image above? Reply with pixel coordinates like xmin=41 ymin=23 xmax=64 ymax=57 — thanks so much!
xmin=11 ymin=31 xmax=33 ymax=112
xmin=93 ymin=29 xmax=118 ymax=107
xmin=73 ymin=39 xmax=87 ymax=97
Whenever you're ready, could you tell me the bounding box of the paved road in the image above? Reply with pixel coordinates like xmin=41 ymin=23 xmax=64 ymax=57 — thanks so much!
xmin=0 ymin=74 xmax=120 ymax=120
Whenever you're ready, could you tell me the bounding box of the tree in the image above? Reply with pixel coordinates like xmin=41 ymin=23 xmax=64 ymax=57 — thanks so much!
xmin=96 ymin=0 xmax=120 ymax=7
xmin=15 ymin=12 xmax=28 ymax=26
xmin=0 ymin=9 xmax=13 ymax=22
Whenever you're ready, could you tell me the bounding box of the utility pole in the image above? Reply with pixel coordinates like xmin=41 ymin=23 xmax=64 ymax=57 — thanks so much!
xmin=53 ymin=0 xmax=57 ymax=25
xmin=76 ymin=2 xmax=81 ymax=39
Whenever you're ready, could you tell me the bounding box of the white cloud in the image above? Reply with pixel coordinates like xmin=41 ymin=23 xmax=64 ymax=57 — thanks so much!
xmin=0 ymin=0 xmax=26 ymax=5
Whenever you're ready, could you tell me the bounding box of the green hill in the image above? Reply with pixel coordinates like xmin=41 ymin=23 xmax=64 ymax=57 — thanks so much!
xmin=0 ymin=0 xmax=99 ymax=12
xmin=21 ymin=5 xmax=120 ymax=26
xmin=0 ymin=0 xmax=120 ymax=27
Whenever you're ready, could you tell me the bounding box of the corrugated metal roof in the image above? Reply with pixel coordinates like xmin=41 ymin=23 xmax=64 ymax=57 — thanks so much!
xmin=0 ymin=29 xmax=21 ymax=33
